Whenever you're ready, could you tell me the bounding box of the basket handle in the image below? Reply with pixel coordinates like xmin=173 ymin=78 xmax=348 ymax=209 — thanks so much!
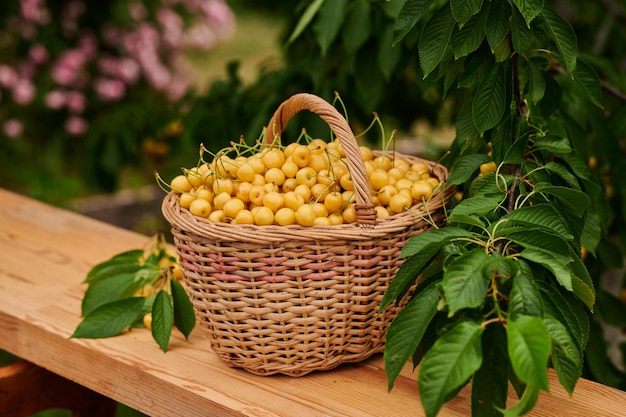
xmin=265 ymin=93 xmax=377 ymax=226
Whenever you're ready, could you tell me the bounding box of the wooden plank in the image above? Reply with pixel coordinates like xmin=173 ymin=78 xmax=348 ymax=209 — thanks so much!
xmin=0 ymin=188 xmax=624 ymax=417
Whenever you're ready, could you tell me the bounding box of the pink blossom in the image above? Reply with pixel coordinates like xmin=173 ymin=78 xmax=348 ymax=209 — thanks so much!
xmin=202 ymin=0 xmax=236 ymax=38
xmin=0 ymin=65 xmax=18 ymax=88
xmin=66 ymin=90 xmax=87 ymax=113
xmin=157 ymin=7 xmax=184 ymax=47
xmin=12 ymin=79 xmax=36 ymax=105
xmin=116 ymin=58 xmax=141 ymax=85
xmin=28 ymin=44 xmax=49 ymax=65
xmin=45 ymin=90 xmax=67 ymax=110
xmin=94 ymin=77 xmax=126 ymax=102
xmin=20 ymin=0 xmax=49 ymax=24
xmin=3 ymin=119 xmax=24 ymax=139
xmin=65 ymin=116 xmax=88 ymax=136
xmin=52 ymin=49 xmax=87 ymax=86
xmin=129 ymin=2 xmax=148 ymax=21
xmin=184 ymin=25 xmax=217 ymax=49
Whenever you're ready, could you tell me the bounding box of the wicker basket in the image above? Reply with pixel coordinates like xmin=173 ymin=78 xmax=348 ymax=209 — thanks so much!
xmin=162 ymin=93 xmax=454 ymax=376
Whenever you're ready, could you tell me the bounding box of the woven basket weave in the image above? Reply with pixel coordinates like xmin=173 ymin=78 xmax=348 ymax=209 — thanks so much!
xmin=162 ymin=93 xmax=454 ymax=376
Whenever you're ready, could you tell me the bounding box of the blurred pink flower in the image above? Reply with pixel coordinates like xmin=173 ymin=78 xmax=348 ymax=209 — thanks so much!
xmin=157 ymin=7 xmax=184 ymax=47
xmin=66 ymin=90 xmax=87 ymax=113
xmin=117 ymin=58 xmax=141 ymax=85
xmin=52 ymin=49 xmax=87 ymax=86
xmin=202 ymin=0 xmax=236 ymax=38
xmin=94 ymin=77 xmax=126 ymax=102
xmin=12 ymin=79 xmax=36 ymax=105
xmin=28 ymin=44 xmax=49 ymax=65
xmin=98 ymin=57 xmax=141 ymax=85
xmin=45 ymin=89 xmax=66 ymax=109
xmin=129 ymin=2 xmax=148 ymax=21
xmin=0 ymin=65 xmax=18 ymax=88
xmin=21 ymin=0 xmax=50 ymax=24
xmin=185 ymin=25 xmax=217 ymax=49
xmin=3 ymin=119 xmax=24 ymax=138
xmin=65 ymin=116 xmax=88 ymax=136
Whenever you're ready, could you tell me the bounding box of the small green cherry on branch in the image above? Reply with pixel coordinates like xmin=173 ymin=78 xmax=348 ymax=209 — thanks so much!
xmin=71 ymin=233 xmax=196 ymax=353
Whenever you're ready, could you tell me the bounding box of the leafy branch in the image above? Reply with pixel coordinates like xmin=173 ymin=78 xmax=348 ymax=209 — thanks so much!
xmin=71 ymin=233 xmax=196 ymax=352
xmin=376 ymin=1 xmax=607 ymax=416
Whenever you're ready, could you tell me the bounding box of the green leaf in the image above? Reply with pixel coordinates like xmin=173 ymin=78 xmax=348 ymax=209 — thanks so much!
xmin=568 ymin=247 xmax=595 ymax=309
xmin=489 ymin=114 xmax=512 ymax=165
xmin=512 ymin=0 xmax=544 ymax=27
xmin=72 ymin=297 xmax=145 ymax=339
xmin=573 ymin=60 xmax=603 ymax=108
xmin=381 ymin=245 xmax=440 ymax=310
xmin=449 ymin=196 xmax=503 ymax=217
xmin=152 ymin=290 xmax=174 ymax=353
xmin=534 ymin=135 xmax=572 ymax=154
xmin=385 ymin=281 xmax=441 ymax=390
xmin=84 ymin=250 xmax=143 ymax=284
xmin=502 ymin=132 xmax=529 ymax=165
xmin=492 ymin=37 xmax=512 ymax=62
xmin=342 ymin=1 xmax=371 ymax=54
xmin=533 ymin=182 xmax=590 ymax=217
xmin=450 ymin=0 xmax=483 ymax=28
xmin=498 ymin=385 xmax=540 ymax=417
xmin=504 ymin=204 xmax=573 ymax=241
xmin=378 ymin=24 xmax=402 ymax=81
xmin=471 ymin=324 xmax=508 ymax=416
xmin=518 ymin=248 xmax=572 ymax=290
xmin=507 ymin=315 xmax=551 ymax=390
xmin=400 ymin=227 xmax=475 ymax=258
xmin=544 ymin=315 xmax=582 ymax=395
xmin=571 ymin=275 xmax=596 ymax=311
xmin=473 ymin=63 xmax=507 ymax=134
xmin=540 ymin=7 xmax=577 ymax=73
xmin=419 ymin=4 xmax=456 ymax=78
xmin=418 ymin=321 xmax=484 ymax=417
xmin=511 ymin=6 xmax=535 ymax=53
xmin=313 ymin=0 xmax=349 ymax=55
xmin=286 ymin=0 xmax=324 ymax=44
xmin=461 ymin=49 xmax=495 ymax=89
xmin=507 ymin=229 xmax=571 ymax=262
xmin=509 ymin=260 xmax=544 ymax=320
xmin=519 ymin=248 xmax=573 ymax=291
xmin=544 ymin=161 xmax=580 ymax=190
xmin=443 ymin=248 xmax=492 ymax=315
xmin=447 ymin=213 xmax=486 ymax=228
xmin=537 ymin=71 xmax=563 ymax=116
xmin=171 ymin=279 xmax=196 ymax=339
xmin=448 ymin=153 xmax=492 ymax=185
xmin=392 ymin=0 xmax=431 ymax=45
xmin=526 ymin=58 xmax=546 ymax=103
xmin=451 ymin=10 xmax=487 ymax=59
xmin=81 ymin=273 xmax=138 ymax=317
xmin=539 ymin=282 xmax=590 ymax=352
xmin=485 ymin=0 xmax=510 ymax=51
xmin=560 ymin=152 xmax=591 ymax=180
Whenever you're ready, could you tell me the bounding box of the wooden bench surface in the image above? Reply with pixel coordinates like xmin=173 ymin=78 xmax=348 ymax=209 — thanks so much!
xmin=0 ymin=188 xmax=624 ymax=417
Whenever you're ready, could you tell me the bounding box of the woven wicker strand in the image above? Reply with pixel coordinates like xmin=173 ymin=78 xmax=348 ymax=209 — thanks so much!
xmin=162 ymin=93 xmax=454 ymax=376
